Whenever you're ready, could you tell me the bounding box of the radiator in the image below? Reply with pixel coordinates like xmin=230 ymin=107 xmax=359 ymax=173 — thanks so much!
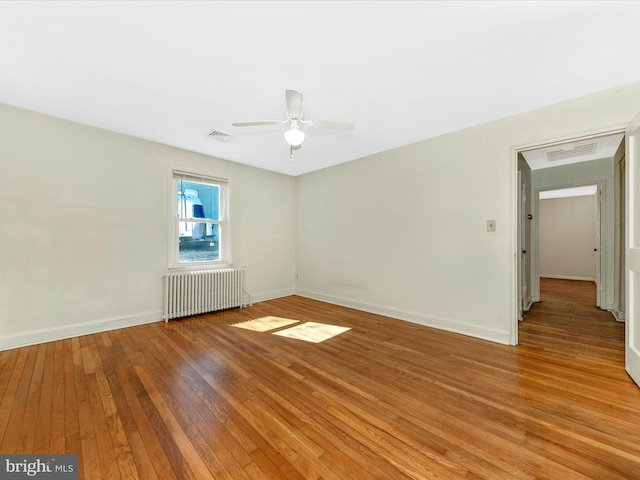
xmin=163 ymin=268 xmax=245 ymax=321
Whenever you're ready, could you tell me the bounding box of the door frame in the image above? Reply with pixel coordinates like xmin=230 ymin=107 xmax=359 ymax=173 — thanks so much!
xmin=510 ymin=125 xmax=625 ymax=345
xmin=532 ymin=181 xmax=603 ymax=305
xmin=520 ymin=175 xmax=529 ymax=314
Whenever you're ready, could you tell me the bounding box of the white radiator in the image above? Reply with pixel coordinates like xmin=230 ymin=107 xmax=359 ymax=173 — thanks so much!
xmin=163 ymin=268 xmax=245 ymax=321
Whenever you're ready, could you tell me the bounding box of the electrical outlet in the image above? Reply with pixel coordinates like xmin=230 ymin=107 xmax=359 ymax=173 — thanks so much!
xmin=487 ymin=220 xmax=496 ymax=232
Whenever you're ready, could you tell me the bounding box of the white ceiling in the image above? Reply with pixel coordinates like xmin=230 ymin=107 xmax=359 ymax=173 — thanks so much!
xmin=2 ymin=1 xmax=640 ymax=176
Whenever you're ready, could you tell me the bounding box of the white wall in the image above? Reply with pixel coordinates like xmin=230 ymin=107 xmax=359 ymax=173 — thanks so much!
xmin=0 ymin=104 xmax=296 ymax=349
xmin=295 ymin=80 xmax=640 ymax=345
xmin=539 ymin=195 xmax=597 ymax=280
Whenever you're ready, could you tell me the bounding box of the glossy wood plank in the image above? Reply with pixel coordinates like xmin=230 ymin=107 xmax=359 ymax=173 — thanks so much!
xmin=0 ymin=345 xmax=37 ymax=454
xmin=0 ymin=278 xmax=639 ymax=479
xmin=49 ymin=340 xmax=66 ymax=453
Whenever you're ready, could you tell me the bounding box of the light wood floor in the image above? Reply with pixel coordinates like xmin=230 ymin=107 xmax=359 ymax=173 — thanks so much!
xmin=1 ymin=279 xmax=639 ymax=479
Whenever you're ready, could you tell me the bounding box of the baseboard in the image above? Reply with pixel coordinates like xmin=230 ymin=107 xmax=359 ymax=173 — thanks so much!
xmin=245 ymin=288 xmax=295 ymax=306
xmin=0 ymin=311 xmax=162 ymax=352
xmin=612 ymin=310 xmax=626 ymax=322
xmin=2 ymin=288 xmax=296 ymax=351
xmin=539 ymin=274 xmax=595 ymax=282
xmin=295 ymin=289 xmax=510 ymax=345
xmin=525 ymin=298 xmax=534 ymax=311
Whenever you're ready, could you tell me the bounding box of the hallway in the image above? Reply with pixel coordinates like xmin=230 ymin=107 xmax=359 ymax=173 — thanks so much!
xmin=520 ymin=277 xmax=624 ymax=367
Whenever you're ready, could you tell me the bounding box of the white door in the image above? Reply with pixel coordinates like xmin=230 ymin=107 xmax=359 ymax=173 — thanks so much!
xmin=520 ymin=181 xmax=528 ymax=314
xmin=595 ymin=186 xmax=602 ymax=307
xmin=625 ymin=113 xmax=640 ymax=387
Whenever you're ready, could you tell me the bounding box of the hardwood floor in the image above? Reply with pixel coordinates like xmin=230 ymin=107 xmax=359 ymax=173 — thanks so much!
xmin=1 ymin=279 xmax=639 ymax=479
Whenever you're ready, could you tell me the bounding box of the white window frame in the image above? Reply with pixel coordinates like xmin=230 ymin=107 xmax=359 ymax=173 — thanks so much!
xmin=168 ymin=167 xmax=231 ymax=269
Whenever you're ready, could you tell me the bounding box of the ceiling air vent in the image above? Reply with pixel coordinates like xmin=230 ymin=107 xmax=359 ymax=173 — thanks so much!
xmin=207 ymin=129 xmax=233 ymax=142
xmin=546 ymin=142 xmax=598 ymax=162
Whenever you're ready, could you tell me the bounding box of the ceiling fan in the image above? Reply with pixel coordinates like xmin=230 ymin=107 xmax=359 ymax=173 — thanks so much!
xmin=232 ymin=89 xmax=355 ymax=160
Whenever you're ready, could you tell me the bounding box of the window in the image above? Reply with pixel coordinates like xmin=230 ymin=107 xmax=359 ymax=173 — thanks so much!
xmin=170 ymin=169 xmax=230 ymax=267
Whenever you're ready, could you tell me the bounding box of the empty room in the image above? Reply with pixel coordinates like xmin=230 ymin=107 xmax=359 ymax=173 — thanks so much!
xmin=2 ymin=2 xmax=640 ymax=479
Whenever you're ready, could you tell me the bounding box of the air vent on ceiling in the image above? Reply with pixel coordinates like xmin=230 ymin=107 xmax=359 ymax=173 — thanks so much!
xmin=207 ymin=129 xmax=233 ymax=142
xmin=546 ymin=142 xmax=598 ymax=162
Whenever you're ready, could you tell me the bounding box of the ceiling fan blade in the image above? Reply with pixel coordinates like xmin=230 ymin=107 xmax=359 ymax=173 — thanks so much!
xmin=305 ymin=119 xmax=355 ymax=131
xmin=285 ymin=89 xmax=303 ymax=116
xmin=232 ymin=120 xmax=286 ymax=127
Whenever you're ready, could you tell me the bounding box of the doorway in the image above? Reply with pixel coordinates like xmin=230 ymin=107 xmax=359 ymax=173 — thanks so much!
xmin=513 ymin=130 xmax=625 ymax=345
xmin=537 ymin=185 xmax=600 ymax=305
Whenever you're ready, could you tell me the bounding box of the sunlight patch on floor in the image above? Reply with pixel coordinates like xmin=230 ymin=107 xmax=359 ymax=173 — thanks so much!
xmin=273 ymin=322 xmax=351 ymax=343
xmin=230 ymin=316 xmax=299 ymax=332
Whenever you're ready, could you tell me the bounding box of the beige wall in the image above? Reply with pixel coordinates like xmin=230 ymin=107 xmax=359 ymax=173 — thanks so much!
xmin=532 ymin=157 xmax=616 ymax=308
xmin=539 ymin=195 xmax=597 ymax=280
xmin=295 ymin=80 xmax=640 ymax=345
xmin=0 ymin=104 xmax=296 ymax=349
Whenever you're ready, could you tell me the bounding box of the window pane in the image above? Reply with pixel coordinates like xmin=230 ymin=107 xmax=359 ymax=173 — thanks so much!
xmin=192 ymin=204 xmax=205 ymax=218
xmin=177 ymin=180 xmax=220 ymax=220
xmin=178 ymin=222 xmax=220 ymax=263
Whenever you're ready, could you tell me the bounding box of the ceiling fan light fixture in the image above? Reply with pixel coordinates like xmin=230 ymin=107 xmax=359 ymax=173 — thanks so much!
xmin=233 ymin=90 xmax=354 ymax=155
xmin=284 ymin=125 xmax=305 ymax=146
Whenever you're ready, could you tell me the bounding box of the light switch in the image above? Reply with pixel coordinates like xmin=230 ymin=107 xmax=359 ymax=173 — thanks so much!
xmin=487 ymin=220 xmax=496 ymax=232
